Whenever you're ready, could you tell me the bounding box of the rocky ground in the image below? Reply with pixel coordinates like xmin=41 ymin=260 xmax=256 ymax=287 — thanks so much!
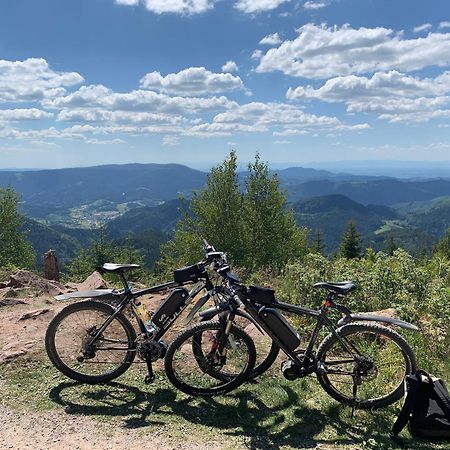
xmin=0 ymin=270 xmax=204 ymax=450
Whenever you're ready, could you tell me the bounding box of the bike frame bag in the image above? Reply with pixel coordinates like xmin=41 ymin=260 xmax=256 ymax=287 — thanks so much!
xmin=173 ymin=264 xmax=204 ymax=284
xmin=152 ymin=288 xmax=189 ymax=328
xmin=258 ymin=307 xmax=301 ymax=351
xmin=247 ymin=285 xmax=276 ymax=306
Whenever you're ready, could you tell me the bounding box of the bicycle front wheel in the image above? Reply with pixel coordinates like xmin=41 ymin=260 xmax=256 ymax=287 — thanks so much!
xmin=164 ymin=321 xmax=256 ymax=397
xmin=316 ymin=323 xmax=416 ymax=409
xmin=45 ymin=301 xmax=137 ymax=384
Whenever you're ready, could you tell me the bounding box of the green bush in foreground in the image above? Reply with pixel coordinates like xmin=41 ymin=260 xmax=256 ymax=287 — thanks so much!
xmin=273 ymin=249 xmax=450 ymax=378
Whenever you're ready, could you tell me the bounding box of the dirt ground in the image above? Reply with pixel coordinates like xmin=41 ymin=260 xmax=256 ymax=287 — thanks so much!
xmin=0 ymin=285 xmax=227 ymax=450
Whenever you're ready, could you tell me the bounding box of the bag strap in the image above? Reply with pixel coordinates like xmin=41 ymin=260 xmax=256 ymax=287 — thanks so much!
xmin=391 ymin=375 xmax=420 ymax=436
xmin=433 ymin=381 xmax=450 ymax=416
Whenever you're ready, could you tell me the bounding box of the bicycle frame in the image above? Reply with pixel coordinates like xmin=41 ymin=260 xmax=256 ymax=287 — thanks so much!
xmin=232 ymin=290 xmax=364 ymax=375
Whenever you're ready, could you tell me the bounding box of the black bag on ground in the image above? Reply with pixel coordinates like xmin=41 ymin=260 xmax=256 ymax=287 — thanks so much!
xmin=391 ymin=370 xmax=450 ymax=439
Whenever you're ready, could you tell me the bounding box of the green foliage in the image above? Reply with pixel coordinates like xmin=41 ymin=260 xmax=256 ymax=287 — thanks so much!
xmin=66 ymin=226 xmax=145 ymax=282
xmin=0 ymin=187 xmax=35 ymax=268
xmin=382 ymin=236 xmax=398 ymax=256
xmin=433 ymin=228 xmax=450 ymax=259
xmin=310 ymin=229 xmax=326 ymax=255
xmin=275 ymin=249 xmax=450 ymax=378
xmin=157 ymin=152 xmax=308 ymax=276
xmin=338 ymin=220 xmax=362 ymax=259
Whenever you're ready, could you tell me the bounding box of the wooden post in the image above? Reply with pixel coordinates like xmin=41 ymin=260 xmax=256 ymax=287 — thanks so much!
xmin=43 ymin=249 xmax=59 ymax=281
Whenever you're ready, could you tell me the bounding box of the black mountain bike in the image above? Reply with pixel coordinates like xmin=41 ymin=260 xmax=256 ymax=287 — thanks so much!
xmin=45 ymin=254 xmax=261 ymax=395
xmin=165 ymin=265 xmax=420 ymax=409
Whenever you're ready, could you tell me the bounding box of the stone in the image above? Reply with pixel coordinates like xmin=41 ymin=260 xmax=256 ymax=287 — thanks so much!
xmin=18 ymin=308 xmax=51 ymax=320
xmin=43 ymin=250 xmax=60 ymax=281
xmin=0 ymin=298 xmax=26 ymax=307
xmin=76 ymin=271 xmax=107 ymax=291
xmin=8 ymin=270 xmax=66 ymax=296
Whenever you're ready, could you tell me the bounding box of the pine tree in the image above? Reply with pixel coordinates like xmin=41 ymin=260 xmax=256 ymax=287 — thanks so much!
xmin=383 ymin=235 xmax=398 ymax=256
xmin=242 ymin=153 xmax=308 ymax=270
xmin=0 ymin=187 xmax=35 ymax=268
xmin=157 ymin=151 xmax=308 ymax=274
xmin=338 ymin=220 xmax=362 ymax=259
xmin=310 ymin=229 xmax=326 ymax=255
xmin=433 ymin=228 xmax=450 ymax=259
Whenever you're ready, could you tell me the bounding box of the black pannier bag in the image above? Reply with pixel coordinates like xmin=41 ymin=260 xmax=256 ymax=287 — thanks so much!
xmin=152 ymin=288 xmax=189 ymax=328
xmin=173 ymin=264 xmax=204 ymax=284
xmin=391 ymin=370 xmax=450 ymax=439
xmin=247 ymin=285 xmax=276 ymax=306
xmin=258 ymin=307 xmax=301 ymax=351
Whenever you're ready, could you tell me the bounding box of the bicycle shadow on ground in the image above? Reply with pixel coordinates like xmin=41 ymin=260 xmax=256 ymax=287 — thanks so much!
xmin=48 ymin=377 xmax=417 ymax=450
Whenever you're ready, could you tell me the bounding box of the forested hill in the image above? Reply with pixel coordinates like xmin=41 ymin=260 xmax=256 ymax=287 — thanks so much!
xmin=287 ymin=178 xmax=450 ymax=205
xmin=0 ymin=163 xmax=207 ymax=209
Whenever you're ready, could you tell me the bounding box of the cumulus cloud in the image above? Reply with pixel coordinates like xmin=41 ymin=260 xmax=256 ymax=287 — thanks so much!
xmin=235 ymin=0 xmax=291 ymax=14
xmin=287 ymin=71 xmax=450 ymax=123
xmin=0 ymin=58 xmax=84 ymax=103
xmin=439 ymin=21 xmax=450 ymax=29
xmin=256 ymin=23 xmax=450 ymax=79
xmin=260 ymin=33 xmax=282 ymax=45
xmin=191 ymin=101 xmax=370 ymax=136
xmin=139 ymin=67 xmax=245 ymax=96
xmin=115 ymin=0 xmax=213 ymax=15
xmin=222 ymin=61 xmax=239 ymax=73
xmin=43 ymin=84 xmax=237 ymax=114
xmin=413 ymin=23 xmax=432 ymax=33
xmin=287 ymin=71 xmax=450 ymax=102
xmin=0 ymin=108 xmax=53 ymax=121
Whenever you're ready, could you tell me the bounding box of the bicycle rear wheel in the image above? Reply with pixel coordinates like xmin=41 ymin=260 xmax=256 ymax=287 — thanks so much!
xmin=164 ymin=321 xmax=256 ymax=397
xmin=45 ymin=301 xmax=136 ymax=384
xmin=316 ymin=323 xmax=416 ymax=409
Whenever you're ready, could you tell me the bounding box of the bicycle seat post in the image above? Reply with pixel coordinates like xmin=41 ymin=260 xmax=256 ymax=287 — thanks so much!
xmin=119 ymin=271 xmax=131 ymax=293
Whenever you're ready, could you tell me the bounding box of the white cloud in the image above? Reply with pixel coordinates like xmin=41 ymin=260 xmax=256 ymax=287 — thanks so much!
xmin=162 ymin=135 xmax=180 ymax=146
xmin=303 ymin=1 xmax=330 ymax=10
xmin=0 ymin=108 xmax=53 ymax=121
xmin=0 ymin=58 xmax=84 ymax=103
xmin=116 ymin=0 xmax=139 ymax=5
xmin=139 ymin=67 xmax=245 ymax=96
xmin=413 ymin=23 xmax=432 ymax=33
xmin=287 ymin=71 xmax=450 ymax=102
xmin=256 ymin=23 xmax=450 ymax=79
xmin=115 ymin=0 xmax=213 ymax=15
xmin=43 ymin=84 xmax=237 ymax=114
xmin=439 ymin=21 xmax=450 ymax=29
xmin=251 ymin=49 xmax=263 ymax=60
xmin=196 ymin=101 xmax=370 ymax=136
xmin=260 ymin=33 xmax=282 ymax=45
xmin=222 ymin=61 xmax=239 ymax=73
xmin=273 ymin=139 xmax=291 ymax=144
xmin=235 ymin=0 xmax=291 ymax=14
xmin=287 ymin=71 xmax=450 ymax=124
xmin=86 ymin=138 xmax=126 ymax=145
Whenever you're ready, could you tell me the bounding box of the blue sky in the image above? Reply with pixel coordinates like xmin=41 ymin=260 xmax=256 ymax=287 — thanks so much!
xmin=0 ymin=0 xmax=449 ymax=169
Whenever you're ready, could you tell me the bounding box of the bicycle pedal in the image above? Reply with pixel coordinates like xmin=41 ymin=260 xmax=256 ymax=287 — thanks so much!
xmin=144 ymin=374 xmax=155 ymax=384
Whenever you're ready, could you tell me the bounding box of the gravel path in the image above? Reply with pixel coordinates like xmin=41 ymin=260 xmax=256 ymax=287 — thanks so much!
xmin=0 ymin=404 xmax=229 ymax=450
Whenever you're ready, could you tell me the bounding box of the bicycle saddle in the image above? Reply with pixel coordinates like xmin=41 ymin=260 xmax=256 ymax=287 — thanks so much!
xmin=102 ymin=263 xmax=141 ymax=273
xmin=313 ymin=281 xmax=357 ymax=295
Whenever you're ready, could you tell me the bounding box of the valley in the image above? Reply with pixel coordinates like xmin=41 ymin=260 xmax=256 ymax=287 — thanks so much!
xmin=1 ymin=163 xmax=449 ymax=268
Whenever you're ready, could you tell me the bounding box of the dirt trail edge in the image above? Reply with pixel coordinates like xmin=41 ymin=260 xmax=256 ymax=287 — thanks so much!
xmin=0 ymin=403 xmax=230 ymax=450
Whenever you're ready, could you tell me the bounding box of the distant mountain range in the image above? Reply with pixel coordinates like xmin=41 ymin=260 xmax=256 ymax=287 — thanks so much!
xmin=2 ymin=162 xmax=449 ymax=266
